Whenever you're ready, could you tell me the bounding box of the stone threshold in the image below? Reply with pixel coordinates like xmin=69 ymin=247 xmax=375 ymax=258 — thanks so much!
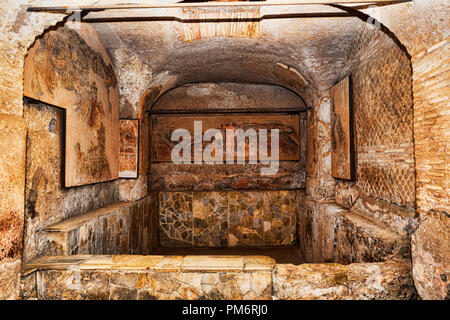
xmin=22 ymin=254 xmax=275 ymax=276
xmin=21 ymin=255 xmax=417 ymax=300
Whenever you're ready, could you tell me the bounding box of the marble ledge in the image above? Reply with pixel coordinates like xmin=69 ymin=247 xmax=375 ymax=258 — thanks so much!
xmin=42 ymin=202 xmax=134 ymax=233
xmin=22 ymin=254 xmax=276 ymax=275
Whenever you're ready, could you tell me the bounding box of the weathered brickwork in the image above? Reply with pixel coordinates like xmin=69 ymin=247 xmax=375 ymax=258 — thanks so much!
xmin=299 ymin=27 xmax=419 ymax=266
xmin=365 ymin=0 xmax=449 ymax=58
xmin=410 ymin=39 xmax=450 ymax=300
xmin=298 ymin=198 xmax=410 ymax=264
xmin=336 ymin=27 xmax=416 ymax=211
xmin=412 ymin=40 xmax=450 ymax=216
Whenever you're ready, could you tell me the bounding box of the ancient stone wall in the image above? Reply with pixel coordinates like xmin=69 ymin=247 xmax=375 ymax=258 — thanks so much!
xmin=303 ymin=26 xmax=416 ymax=265
xmin=337 ymin=26 xmax=416 ymax=212
xmin=39 ymin=196 xmax=159 ymax=256
xmin=0 ymin=0 xmax=69 ymax=299
xmin=150 ymin=83 xmax=305 ymax=247
xmin=150 ymin=83 xmax=307 ymax=192
xmin=21 ymin=254 xmax=416 ymax=300
xmin=410 ymin=39 xmax=449 ymax=300
xmin=22 ymin=98 xmax=120 ymax=262
xmin=412 ymin=40 xmax=449 ymax=217
xmin=307 ymin=26 xmax=417 ymax=237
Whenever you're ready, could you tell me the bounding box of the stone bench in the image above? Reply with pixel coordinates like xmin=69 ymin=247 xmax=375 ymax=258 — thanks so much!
xmin=21 ymin=254 xmax=416 ymax=300
xmin=273 ymin=259 xmax=417 ymax=300
xmin=298 ymin=199 xmax=410 ymax=264
xmin=21 ymin=255 xmax=274 ymax=300
xmin=39 ymin=196 xmax=158 ymax=256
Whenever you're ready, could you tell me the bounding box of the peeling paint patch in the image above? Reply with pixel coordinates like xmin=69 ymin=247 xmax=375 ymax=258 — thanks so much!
xmin=180 ymin=7 xmax=261 ymax=42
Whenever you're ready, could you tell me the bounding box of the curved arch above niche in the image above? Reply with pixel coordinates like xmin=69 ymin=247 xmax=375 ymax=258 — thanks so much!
xmin=23 ymin=22 xmax=120 ymax=187
xmin=148 ymin=82 xmax=307 ymax=114
xmin=147 ymin=81 xmax=308 ymax=191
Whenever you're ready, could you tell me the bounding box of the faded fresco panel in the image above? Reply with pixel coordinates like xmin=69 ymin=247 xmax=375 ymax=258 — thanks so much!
xmin=119 ymin=119 xmax=139 ymax=178
xmin=150 ymin=114 xmax=300 ymax=162
xmin=23 ymin=22 xmax=119 ymax=187
xmin=331 ymin=77 xmax=354 ymax=180
xmin=180 ymin=7 xmax=260 ymax=42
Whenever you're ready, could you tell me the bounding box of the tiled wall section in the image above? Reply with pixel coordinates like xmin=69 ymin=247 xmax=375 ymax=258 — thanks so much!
xmin=341 ymin=26 xmax=415 ymax=210
xmin=159 ymin=191 xmax=297 ymax=247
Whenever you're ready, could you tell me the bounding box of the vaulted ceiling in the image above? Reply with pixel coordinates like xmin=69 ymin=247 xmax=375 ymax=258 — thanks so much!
xmin=84 ymin=1 xmax=377 ymax=109
xmin=19 ymin=0 xmax=450 ymax=112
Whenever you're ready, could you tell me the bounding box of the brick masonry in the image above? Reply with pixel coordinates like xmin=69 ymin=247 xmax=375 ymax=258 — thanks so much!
xmin=410 ymin=39 xmax=450 ymax=300
xmin=303 ymin=26 xmax=419 ymax=246
xmin=412 ymin=40 xmax=449 ymax=216
xmin=334 ymin=26 xmax=416 ymax=212
xmin=20 ymin=254 xmax=416 ymax=300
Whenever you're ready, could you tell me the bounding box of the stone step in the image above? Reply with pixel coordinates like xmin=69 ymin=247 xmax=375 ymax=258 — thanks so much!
xmin=21 ymin=255 xmax=275 ymax=300
xmin=299 ymin=199 xmax=410 ymax=264
xmin=39 ymin=196 xmax=158 ymax=256
xmin=273 ymin=259 xmax=417 ymax=300
xmin=21 ymin=254 xmax=416 ymax=300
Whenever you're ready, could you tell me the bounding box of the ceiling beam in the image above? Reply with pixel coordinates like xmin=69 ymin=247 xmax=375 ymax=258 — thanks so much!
xmin=28 ymin=1 xmax=411 ymax=13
